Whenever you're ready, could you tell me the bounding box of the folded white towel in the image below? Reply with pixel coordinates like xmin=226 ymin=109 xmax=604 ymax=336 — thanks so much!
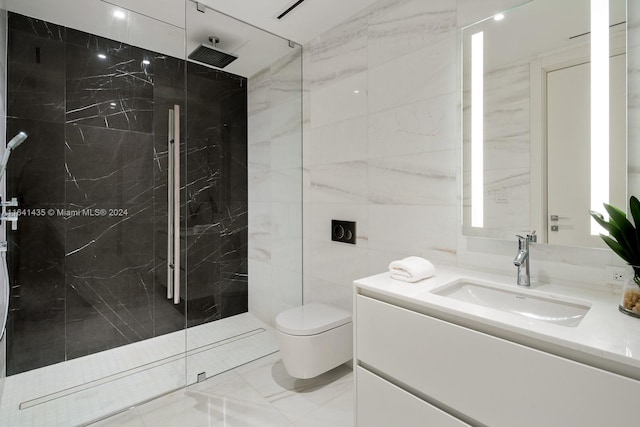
xmin=388 ymin=256 xmax=436 ymax=283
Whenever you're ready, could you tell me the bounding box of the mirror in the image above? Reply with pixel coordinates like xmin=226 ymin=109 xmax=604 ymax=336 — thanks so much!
xmin=462 ymin=0 xmax=627 ymax=248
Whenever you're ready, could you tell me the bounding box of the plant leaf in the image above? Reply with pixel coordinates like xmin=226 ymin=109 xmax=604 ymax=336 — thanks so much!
xmin=590 ymin=208 xmax=631 ymax=258
xmin=630 ymin=196 xmax=640 ymax=226
xmin=630 ymin=196 xmax=640 ymax=247
xmin=590 ymin=210 xmax=622 ymax=237
xmin=603 ymin=203 xmax=640 ymax=262
xmin=600 ymin=234 xmax=633 ymax=263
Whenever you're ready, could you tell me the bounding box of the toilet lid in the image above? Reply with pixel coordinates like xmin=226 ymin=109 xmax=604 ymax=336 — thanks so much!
xmin=276 ymin=303 xmax=352 ymax=336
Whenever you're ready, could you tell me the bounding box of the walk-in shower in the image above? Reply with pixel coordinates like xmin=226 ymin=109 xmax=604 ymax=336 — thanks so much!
xmin=0 ymin=1 xmax=302 ymax=425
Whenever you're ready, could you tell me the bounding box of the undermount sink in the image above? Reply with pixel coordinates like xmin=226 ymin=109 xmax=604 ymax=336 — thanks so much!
xmin=431 ymin=279 xmax=591 ymax=327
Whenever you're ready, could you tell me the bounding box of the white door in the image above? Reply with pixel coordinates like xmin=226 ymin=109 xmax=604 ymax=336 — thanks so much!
xmin=547 ymin=53 xmax=626 ymax=247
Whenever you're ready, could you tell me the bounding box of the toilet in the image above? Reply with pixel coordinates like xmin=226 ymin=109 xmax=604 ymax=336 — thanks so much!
xmin=275 ymin=303 xmax=352 ymax=379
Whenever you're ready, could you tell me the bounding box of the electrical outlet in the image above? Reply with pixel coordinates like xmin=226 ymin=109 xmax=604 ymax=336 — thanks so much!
xmin=605 ymin=265 xmax=626 ymax=285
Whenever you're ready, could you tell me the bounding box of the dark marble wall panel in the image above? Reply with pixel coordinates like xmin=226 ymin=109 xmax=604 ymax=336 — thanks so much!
xmin=65 ymin=30 xmax=154 ymax=133
xmin=5 ymin=118 xmax=66 ymax=374
xmin=4 ymin=209 xmax=65 ymax=375
xmin=4 ymin=13 xmax=165 ymax=372
xmin=184 ymin=63 xmax=248 ymax=326
xmin=7 ymin=14 xmax=65 ymax=124
xmin=6 ymin=118 xmax=65 ymax=205
xmin=218 ymin=70 xmax=248 ymax=318
xmin=219 ymin=201 xmax=248 ymax=318
xmin=63 ymin=124 xmax=157 ymax=358
xmin=65 ymin=124 xmax=154 ymax=207
xmin=222 ymin=92 xmax=248 ymax=204
xmin=8 ymin=13 xmax=65 ymax=40
xmin=153 ymin=55 xmax=185 ymax=137
xmin=182 ymin=226 xmax=221 ymax=325
xmin=5 ymin=12 xmax=249 ymax=374
xmin=65 ymin=214 xmax=156 ymax=358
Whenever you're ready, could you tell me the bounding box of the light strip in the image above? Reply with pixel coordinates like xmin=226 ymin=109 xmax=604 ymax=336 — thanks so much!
xmin=471 ymin=31 xmax=484 ymax=227
xmin=590 ymin=0 xmax=609 ymax=235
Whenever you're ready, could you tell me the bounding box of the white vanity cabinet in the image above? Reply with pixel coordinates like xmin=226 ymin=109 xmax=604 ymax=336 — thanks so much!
xmin=354 ymin=292 xmax=640 ymax=427
xmin=356 ymin=367 xmax=470 ymax=427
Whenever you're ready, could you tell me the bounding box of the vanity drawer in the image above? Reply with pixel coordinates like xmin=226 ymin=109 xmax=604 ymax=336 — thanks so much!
xmin=356 ymin=367 xmax=470 ymax=427
xmin=356 ymin=294 xmax=640 ymax=427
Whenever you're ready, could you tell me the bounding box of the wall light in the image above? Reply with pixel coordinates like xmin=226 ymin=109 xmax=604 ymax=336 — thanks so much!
xmin=494 ymin=13 xmax=505 ymax=21
xmin=97 ymin=53 xmax=107 ymax=59
xmin=590 ymin=0 xmax=609 ymax=235
xmin=471 ymin=31 xmax=484 ymax=228
xmin=142 ymin=59 xmax=151 ymax=65
xmin=113 ymin=10 xmax=126 ymax=19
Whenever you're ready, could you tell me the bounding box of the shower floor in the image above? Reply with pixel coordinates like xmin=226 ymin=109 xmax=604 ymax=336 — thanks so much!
xmin=0 ymin=313 xmax=278 ymax=427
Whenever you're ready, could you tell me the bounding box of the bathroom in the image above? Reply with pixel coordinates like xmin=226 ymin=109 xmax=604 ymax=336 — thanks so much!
xmin=0 ymin=0 xmax=639 ymax=425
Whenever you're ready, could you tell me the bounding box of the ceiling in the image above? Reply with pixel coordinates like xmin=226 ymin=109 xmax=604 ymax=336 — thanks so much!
xmin=6 ymin=0 xmax=379 ymax=78
xmin=187 ymin=0 xmax=379 ymax=77
xmin=198 ymin=0 xmax=379 ymax=45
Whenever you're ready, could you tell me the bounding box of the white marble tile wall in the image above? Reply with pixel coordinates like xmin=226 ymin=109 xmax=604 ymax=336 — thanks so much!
xmin=303 ymin=0 xmax=637 ymax=313
xmin=304 ymin=0 xmax=459 ymax=311
xmin=248 ymin=50 xmax=303 ymax=326
xmin=305 ymin=11 xmax=368 ymax=90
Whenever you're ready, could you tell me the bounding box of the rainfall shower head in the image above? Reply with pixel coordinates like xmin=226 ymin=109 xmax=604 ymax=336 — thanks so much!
xmin=188 ymin=36 xmax=238 ymax=69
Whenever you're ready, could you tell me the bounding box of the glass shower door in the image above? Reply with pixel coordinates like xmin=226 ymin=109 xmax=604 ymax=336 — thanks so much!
xmin=182 ymin=3 xmax=303 ymax=385
xmin=0 ymin=1 xmax=188 ymax=425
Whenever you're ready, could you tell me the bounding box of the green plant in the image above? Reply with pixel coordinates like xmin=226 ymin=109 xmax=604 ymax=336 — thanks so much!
xmin=590 ymin=196 xmax=640 ymax=289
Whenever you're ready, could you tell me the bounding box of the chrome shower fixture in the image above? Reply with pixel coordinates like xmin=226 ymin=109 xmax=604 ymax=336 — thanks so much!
xmin=0 ymin=131 xmax=28 ymax=178
xmin=8 ymin=131 xmax=28 ymax=150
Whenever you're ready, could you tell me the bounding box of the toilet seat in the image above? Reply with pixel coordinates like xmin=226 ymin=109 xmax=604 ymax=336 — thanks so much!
xmin=276 ymin=303 xmax=351 ymax=336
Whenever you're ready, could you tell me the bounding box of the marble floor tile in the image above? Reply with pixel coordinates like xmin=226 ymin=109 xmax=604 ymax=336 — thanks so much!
xmin=135 ymin=388 xmax=295 ymax=427
xmin=293 ymin=388 xmax=354 ymax=427
xmin=89 ymin=408 xmax=144 ymax=427
xmin=238 ymin=356 xmax=352 ymax=423
xmin=91 ymin=352 xmax=354 ymax=427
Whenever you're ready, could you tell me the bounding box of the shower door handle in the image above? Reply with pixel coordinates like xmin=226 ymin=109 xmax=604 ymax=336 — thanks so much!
xmin=168 ymin=105 xmax=181 ymax=305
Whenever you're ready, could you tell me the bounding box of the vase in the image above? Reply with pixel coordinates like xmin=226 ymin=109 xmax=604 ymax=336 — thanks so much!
xmin=619 ymin=265 xmax=640 ymax=317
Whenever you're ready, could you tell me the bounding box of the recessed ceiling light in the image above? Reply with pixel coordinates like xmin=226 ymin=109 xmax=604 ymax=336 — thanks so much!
xmin=113 ymin=10 xmax=126 ymax=19
xmin=97 ymin=53 xmax=107 ymax=59
xmin=494 ymin=13 xmax=505 ymax=21
xmin=353 ymin=90 xmax=360 ymax=94
xmin=142 ymin=59 xmax=151 ymax=65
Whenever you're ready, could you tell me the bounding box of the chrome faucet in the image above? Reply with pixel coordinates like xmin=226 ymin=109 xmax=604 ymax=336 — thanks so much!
xmin=514 ymin=232 xmax=536 ymax=287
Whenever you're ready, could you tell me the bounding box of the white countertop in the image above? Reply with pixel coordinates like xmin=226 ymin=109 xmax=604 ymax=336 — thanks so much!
xmin=354 ymin=266 xmax=640 ymax=379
